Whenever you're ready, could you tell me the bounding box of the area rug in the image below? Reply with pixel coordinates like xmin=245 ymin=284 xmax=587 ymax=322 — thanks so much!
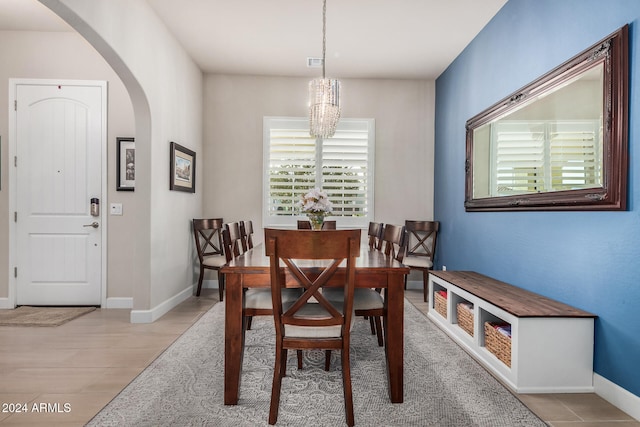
xmin=0 ymin=306 xmax=96 ymax=327
xmin=87 ymin=301 xmax=546 ymax=427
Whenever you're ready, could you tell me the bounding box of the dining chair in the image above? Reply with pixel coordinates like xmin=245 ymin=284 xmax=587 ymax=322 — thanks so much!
xmin=363 ymin=221 xmax=384 ymax=338
xmin=381 ymin=223 xmax=406 ymax=263
xmin=297 ymin=219 xmax=337 ymax=230
xmin=326 ymin=221 xmax=385 ymax=346
xmin=357 ymin=223 xmax=406 ymax=346
xmin=224 ymin=222 xmax=301 ymax=333
xmin=192 ymin=218 xmax=225 ymax=299
xmin=295 ymin=220 xmax=338 ymax=367
xmin=216 ymin=222 xmax=243 ymax=302
xmin=368 ymin=221 xmax=384 ymax=250
xmin=403 ymin=220 xmax=439 ymax=302
xmin=224 ymin=222 xmax=258 ymax=329
xmin=222 ymin=222 xmax=243 ymax=262
xmin=239 ymin=220 xmax=254 ymax=252
xmin=265 ymin=228 xmax=361 ymax=427
xmin=296 ymin=219 xmax=356 ymax=371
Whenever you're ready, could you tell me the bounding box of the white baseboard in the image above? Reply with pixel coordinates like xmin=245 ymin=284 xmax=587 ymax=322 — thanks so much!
xmin=0 ymin=298 xmax=13 ymax=309
xmin=129 ymin=286 xmax=193 ymax=323
xmin=594 ymin=373 xmax=640 ymax=421
xmin=105 ymin=297 xmax=133 ymax=309
xmin=112 ymin=276 xmax=221 ymax=320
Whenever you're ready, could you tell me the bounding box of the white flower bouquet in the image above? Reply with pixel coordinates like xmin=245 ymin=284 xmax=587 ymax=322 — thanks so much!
xmin=299 ymin=188 xmax=333 ymax=214
xmin=299 ymin=188 xmax=333 ymax=230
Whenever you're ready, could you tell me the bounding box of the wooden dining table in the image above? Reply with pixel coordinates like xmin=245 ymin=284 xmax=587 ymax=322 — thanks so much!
xmin=220 ymin=243 xmax=409 ymax=405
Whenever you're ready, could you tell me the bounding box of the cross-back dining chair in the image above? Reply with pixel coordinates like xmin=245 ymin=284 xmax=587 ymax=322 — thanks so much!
xmin=192 ymin=218 xmax=225 ymax=299
xmin=368 ymin=221 xmax=384 ymax=250
xmin=226 ymin=222 xmax=301 ymax=332
xmin=381 ymin=223 xmax=406 ymax=263
xmin=403 ymin=220 xmax=439 ymax=302
xmin=224 ymin=221 xmax=259 ymax=329
xmin=265 ymin=228 xmax=361 ymax=427
xmin=239 ymin=220 xmax=254 ymax=252
xmin=358 ymin=223 xmax=405 ymax=346
xmin=222 ymin=222 xmax=243 ymax=262
xmin=326 ymin=221 xmax=387 ymax=346
xmin=217 ymin=222 xmax=243 ymax=302
xmin=297 ymin=219 xmax=337 ymax=230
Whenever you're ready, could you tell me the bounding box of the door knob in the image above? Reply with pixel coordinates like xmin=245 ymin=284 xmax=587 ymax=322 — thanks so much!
xmin=83 ymin=222 xmax=99 ymax=229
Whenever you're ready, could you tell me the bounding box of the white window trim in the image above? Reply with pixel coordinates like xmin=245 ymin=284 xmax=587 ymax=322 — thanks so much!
xmin=262 ymin=117 xmax=375 ymax=229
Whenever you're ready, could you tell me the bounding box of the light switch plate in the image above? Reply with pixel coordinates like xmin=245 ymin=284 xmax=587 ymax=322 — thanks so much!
xmin=110 ymin=203 xmax=123 ymax=215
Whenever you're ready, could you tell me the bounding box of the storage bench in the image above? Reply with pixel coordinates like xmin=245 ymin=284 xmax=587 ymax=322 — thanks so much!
xmin=428 ymin=270 xmax=596 ymax=393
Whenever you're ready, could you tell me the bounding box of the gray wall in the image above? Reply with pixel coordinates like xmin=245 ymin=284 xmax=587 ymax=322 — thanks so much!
xmin=203 ymin=74 xmax=436 ymax=247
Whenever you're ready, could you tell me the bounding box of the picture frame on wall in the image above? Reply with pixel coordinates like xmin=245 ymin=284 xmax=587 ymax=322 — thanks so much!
xmin=116 ymin=137 xmax=135 ymax=191
xmin=170 ymin=141 xmax=196 ymax=193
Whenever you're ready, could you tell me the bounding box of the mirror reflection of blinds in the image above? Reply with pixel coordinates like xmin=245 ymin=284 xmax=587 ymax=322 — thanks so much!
xmin=549 ymin=121 xmax=602 ymax=189
xmin=491 ymin=120 xmax=601 ymax=196
xmin=265 ymin=117 xmax=374 ymax=224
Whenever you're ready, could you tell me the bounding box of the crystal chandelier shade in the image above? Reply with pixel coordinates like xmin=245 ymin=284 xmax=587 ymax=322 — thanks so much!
xmin=309 ymin=0 xmax=341 ymax=138
xmin=309 ymin=78 xmax=341 ymax=138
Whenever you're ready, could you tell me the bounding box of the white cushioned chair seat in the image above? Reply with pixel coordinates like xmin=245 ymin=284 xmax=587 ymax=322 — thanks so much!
xmin=244 ymin=288 xmax=301 ymax=310
xmin=283 ymin=300 xmax=354 ymax=338
xmin=323 ymin=288 xmax=383 ymax=310
xmin=402 ymin=255 xmax=433 ymax=269
xmin=202 ymin=255 xmax=227 ymax=268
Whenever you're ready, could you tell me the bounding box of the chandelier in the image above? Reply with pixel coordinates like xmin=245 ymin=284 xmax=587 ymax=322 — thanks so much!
xmin=309 ymin=0 xmax=341 ymax=138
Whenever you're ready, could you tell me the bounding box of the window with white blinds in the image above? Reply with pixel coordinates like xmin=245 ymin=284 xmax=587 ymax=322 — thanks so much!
xmin=491 ymin=120 xmax=601 ymax=196
xmin=263 ymin=117 xmax=375 ymax=228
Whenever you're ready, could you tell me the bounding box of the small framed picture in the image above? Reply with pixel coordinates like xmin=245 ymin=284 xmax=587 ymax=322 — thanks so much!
xmin=116 ymin=137 xmax=135 ymax=191
xmin=170 ymin=142 xmax=196 ymax=193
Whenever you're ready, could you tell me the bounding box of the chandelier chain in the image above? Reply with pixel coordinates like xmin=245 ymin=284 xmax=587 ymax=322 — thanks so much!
xmin=322 ymin=0 xmax=326 ymax=78
xmin=309 ymin=0 xmax=341 ymax=139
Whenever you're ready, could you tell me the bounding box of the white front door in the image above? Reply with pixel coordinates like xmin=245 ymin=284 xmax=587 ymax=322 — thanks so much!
xmin=13 ymin=80 xmax=106 ymax=306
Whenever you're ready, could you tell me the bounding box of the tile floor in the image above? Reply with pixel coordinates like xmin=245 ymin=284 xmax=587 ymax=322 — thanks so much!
xmin=0 ymin=288 xmax=636 ymax=426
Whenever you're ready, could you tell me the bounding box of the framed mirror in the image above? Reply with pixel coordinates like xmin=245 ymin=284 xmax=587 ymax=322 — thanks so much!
xmin=465 ymin=25 xmax=628 ymax=211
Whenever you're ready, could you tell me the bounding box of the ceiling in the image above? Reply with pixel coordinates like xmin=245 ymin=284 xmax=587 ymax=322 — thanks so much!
xmin=0 ymin=0 xmax=507 ymax=80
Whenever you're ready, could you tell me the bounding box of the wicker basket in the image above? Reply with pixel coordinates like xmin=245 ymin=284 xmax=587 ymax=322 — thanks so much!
xmin=434 ymin=290 xmax=447 ymax=318
xmin=484 ymin=322 xmax=511 ymax=367
xmin=456 ymin=303 xmax=474 ymax=337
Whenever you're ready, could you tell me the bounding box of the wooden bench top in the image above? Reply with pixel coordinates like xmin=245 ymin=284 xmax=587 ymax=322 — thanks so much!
xmin=429 ymin=270 xmax=596 ymax=318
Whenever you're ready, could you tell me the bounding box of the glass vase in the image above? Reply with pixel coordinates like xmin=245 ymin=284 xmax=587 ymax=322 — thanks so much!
xmin=307 ymin=213 xmax=324 ymax=230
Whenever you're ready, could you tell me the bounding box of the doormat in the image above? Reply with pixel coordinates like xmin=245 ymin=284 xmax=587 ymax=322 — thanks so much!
xmin=0 ymin=306 xmax=97 ymax=327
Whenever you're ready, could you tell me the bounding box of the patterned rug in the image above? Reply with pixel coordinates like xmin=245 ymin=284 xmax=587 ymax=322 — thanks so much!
xmin=88 ymin=301 xmax=546 ymax=426
xmin=0 ymin=306 xmax=96 ymax=327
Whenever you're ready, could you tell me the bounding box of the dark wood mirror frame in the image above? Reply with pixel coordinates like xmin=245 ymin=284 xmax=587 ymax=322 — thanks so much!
xmin=465 ymin=25 xmax=628 ymax=212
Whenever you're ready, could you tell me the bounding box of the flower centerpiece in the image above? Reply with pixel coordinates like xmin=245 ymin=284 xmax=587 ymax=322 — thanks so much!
xmin=299 ymin=188 xmax=333 ymax=230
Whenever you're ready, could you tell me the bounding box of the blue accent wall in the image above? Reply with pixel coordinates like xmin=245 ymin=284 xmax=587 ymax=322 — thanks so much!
xmin=434 ymin=0 xmax=640 ymax=397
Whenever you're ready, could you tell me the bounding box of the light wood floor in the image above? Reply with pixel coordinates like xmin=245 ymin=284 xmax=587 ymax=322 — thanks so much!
xmin=0 ymin=289 xmax=637 ymax=426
